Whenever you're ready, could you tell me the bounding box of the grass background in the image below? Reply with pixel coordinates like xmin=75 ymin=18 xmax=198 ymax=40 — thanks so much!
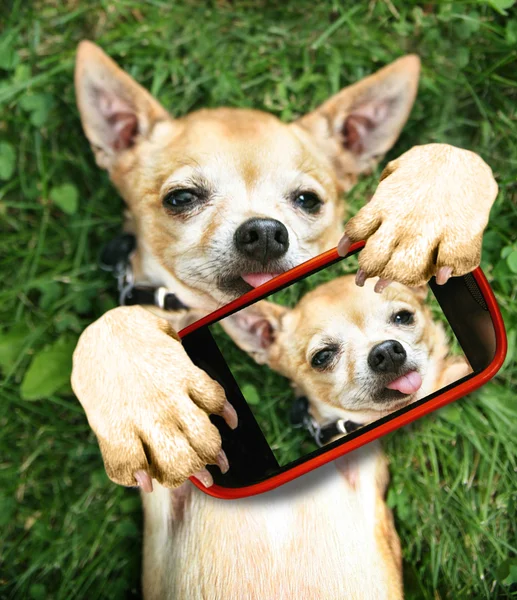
xmin=1 ymin=0 xmax=516 ymax=598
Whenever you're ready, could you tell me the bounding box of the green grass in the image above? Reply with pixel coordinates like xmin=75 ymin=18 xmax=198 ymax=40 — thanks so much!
xmin=1 ymin=1 xmax=516 ymax=598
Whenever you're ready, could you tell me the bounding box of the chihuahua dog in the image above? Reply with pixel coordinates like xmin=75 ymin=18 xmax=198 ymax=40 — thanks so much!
xmin=71 ymin=41 xmax=498 ymax=598
xmin=222 ymin=275 xmax=471 ymax=428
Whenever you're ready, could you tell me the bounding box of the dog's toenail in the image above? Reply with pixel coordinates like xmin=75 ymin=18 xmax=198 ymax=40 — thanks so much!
xmin=436 ymin=266 xmax=453 ymax=285
xmin=355 ymin=268 xmax=367 ymax=287
xmin=220 ymin=400 xmax=238 ymax=429
xmin=215 ymin=450 xmax=230 ymax=474
xmin=337 ymin=234 xmax=352 ymax=257
xmin=192 ymin=468 xmax=214 ymax=488
xmin=134 ymin=470 xmax=153 ymax=493
xmin=374 ymin=278 xmax=392 ymax=293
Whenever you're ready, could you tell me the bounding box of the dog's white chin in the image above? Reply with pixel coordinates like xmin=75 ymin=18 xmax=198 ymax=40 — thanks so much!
xmin=241 ymin=273 xmax=279 ymax=288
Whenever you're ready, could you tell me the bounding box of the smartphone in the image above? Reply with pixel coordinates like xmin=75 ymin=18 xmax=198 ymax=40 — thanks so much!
xmin=179 ymin=242 xmax=506 ymax=499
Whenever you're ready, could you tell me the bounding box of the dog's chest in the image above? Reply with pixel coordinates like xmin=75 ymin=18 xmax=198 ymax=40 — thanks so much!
xmin=142 ymin=453 xmax=400 ymax=600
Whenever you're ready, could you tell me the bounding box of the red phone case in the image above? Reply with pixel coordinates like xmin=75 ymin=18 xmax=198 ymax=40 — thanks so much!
xmin=180 ymin=243 xmax=507 ymax=499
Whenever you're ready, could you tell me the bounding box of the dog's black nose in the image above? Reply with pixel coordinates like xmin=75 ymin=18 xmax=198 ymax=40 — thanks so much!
xmin=368 ymin=340 xmax=406 ymax=373
xmin=234 ymin=218 xmax=289 ymax=262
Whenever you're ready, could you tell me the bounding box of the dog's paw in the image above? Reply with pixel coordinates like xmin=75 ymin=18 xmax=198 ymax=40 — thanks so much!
xmin=338 ymin=144 xmax=498 ymax=287
xmin=71 ymin=306 xmax=237 ymax=491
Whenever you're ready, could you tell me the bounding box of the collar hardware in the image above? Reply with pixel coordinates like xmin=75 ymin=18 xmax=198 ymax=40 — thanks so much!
xmin=289 ymin=396 xmax=363 ymax=447
xmin=100 ymin=233 xmax=189 ymax=312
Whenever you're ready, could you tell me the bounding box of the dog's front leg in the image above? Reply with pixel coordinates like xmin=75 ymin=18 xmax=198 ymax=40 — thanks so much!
xmin=71 ymin=305 xmax=237 ymax=491
xmin=338 ymin=144 xmax=498 ymax=287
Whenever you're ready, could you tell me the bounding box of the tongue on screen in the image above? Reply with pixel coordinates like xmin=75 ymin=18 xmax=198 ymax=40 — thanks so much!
xmin=241 ymin=273 xmax=278 ymax=288
xmin=386 ymin=370 xmax=422 ymax=395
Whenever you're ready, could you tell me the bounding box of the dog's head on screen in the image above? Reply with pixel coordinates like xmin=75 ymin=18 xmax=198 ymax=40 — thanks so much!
xmin=221 ymin=275 xmax=457 ymax=422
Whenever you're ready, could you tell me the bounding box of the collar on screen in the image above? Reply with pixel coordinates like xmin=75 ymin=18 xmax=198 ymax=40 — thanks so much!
xmin=289 ymin=395 xmax=363 ymax=447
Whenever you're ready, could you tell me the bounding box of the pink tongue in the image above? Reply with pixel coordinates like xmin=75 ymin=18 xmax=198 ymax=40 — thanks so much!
xmin=386 ymin=370 xmax=422 ymax=395
xmin=241 ymin=273 xmax=278 ymax=288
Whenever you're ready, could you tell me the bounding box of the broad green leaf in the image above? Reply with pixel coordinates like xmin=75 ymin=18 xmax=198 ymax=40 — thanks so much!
xmin=455 ymin=47 xmax=470 ymax=69
xmin=37 ymin=281 xmax=63 ymax=310
xmin=486 ymin=0 xmax=515 ymax=15
xmin=13 ymin=63 xmax=31 ymax=83
xmin=0 ymin=34 xmax=19 ymax=70
xmin=437 ymin=3 xmax=454 ymax=21
xmin=19 ymin=93 xmax=54 ymax=127
xmin=55 ymin=312 xmax=82 ymax=333
xmin=497 ymin=559 xmax=517 ymax=585
xmin=500 ymin=245 xmax=513 ymax=260
xmin=439 ymin=403 xmax=462 ymax=424
xmin=506 ymin=250 xmax=517 ymax=273
xmin=0 ymin=324 xmax=29 ymax=372
xmin=20 ymin=336 xmax=78 ymax=400
xmin=50 ymin=183 xmax=79 ymax=215
xmin=0 ymin=141 xmax=16 ymax=181
xmin=454 ymin=13 xmax=480 ymax=40
xmin=386 ymin=487 xmax=411 ymax=520
xmin=241 ymin=383 xmax=260 ymax=405
xmin=506 ymin=565 xmax=517 ymax=586
xmin=482 ymin=230 xmax=502 ymax=255
xmin=505 ymin=18 xmax=517 ymax=44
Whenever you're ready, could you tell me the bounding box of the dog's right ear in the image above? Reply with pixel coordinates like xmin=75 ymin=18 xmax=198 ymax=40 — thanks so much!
xmin=220 ymin=300 xmax=288 ymax=365
xmin=295 ymin=55 xmax=420 ymax=188
xmin=74 ymin=41 xmax=169 ymax=169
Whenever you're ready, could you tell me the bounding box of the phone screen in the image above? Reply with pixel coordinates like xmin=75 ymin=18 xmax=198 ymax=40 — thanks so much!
xmin=206 ymin=253 xmax=473 ymax=467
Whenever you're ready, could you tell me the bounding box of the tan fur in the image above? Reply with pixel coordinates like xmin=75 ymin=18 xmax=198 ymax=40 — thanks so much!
xmin=142 ymin=445 xmax=403 ymax=600
xmin=345 ymin=144 xmax=498 ymax=286
xmin=71 ymin=306 xmax=228 ymax=488
xmin=298 ymin=54 xmax=421 ymax=180
xmin=71 ymin=41 xmax=496 ymax=599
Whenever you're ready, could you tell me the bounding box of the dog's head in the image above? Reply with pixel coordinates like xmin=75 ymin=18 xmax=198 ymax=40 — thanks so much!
xmin=75 ymin=42 xmax=419 ymax=308
xmin=222 ymin=275 xmax=452 ymax=422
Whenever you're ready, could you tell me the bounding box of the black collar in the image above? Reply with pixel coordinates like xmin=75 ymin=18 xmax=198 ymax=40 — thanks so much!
xmin=289 ymin=396 xmax=364 ymax=447
xmin=100 ymin=233 xmax=189 ymax=312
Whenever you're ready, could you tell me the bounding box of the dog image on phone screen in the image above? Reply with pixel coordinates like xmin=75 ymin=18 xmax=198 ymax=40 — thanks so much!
xmin=71 ymin=41 xmax=498 ymax=598
xmin=221 ymin=274 xmax=472 ymax=438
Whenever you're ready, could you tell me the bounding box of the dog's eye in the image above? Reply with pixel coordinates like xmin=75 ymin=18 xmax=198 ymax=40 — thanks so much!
xmin=294 ymin=191 xmax=322 ymax=214
xmin=163 ymin=189 xmax=199 ymax=211
xmin=392 ymin=310 xmax=414 ymax=325
xmin=311 ymin=346 xmax=337 ymax=370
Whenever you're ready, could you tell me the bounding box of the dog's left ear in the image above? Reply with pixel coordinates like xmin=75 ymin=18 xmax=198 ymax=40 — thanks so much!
xmin=220 ymin=300 xmax=288 ymax=365
xmin=75 ymin=41 xmax=170 ymax=170
xmin=295 ymin=55 xmax=420 ymax=187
